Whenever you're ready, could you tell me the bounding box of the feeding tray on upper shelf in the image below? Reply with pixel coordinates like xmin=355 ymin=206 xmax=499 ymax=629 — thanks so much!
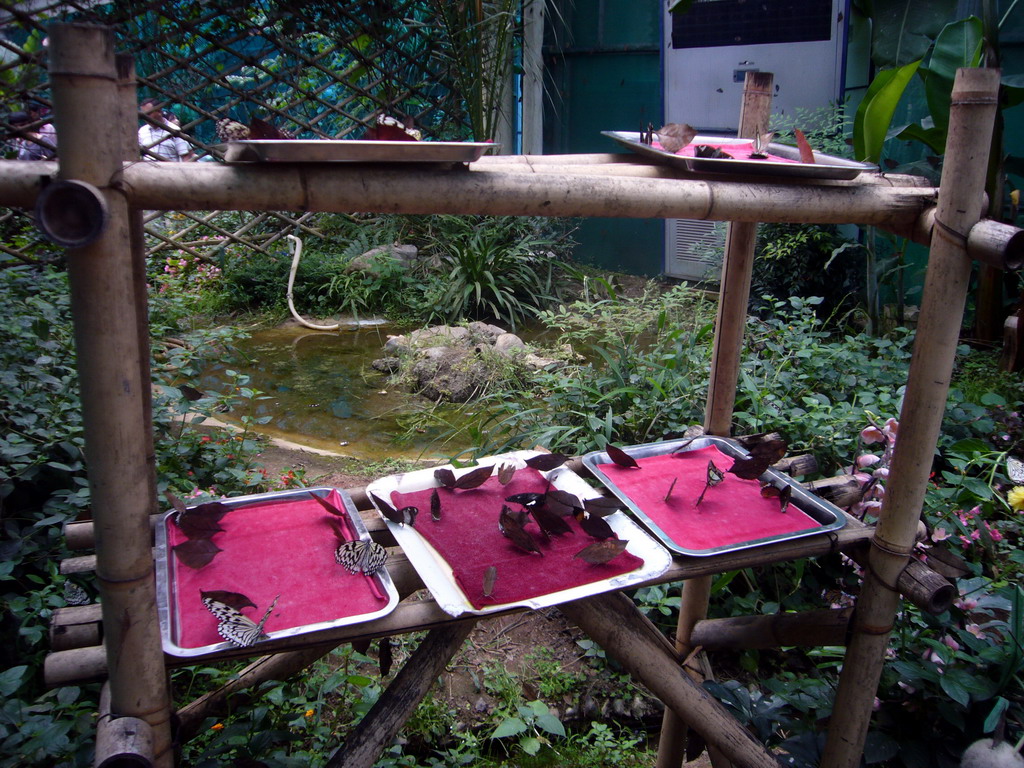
xmin=217 ymin=139 xmax=497 ymax=164
xmin=154 ymin=487 xmax=398 ymax=658
xmin=365 ymin=451 xmax=672 ymax=617
xmin=582 ymin=436 xmax=846 ymax=557
xmin=602 ymin=131 xmax=877 ymax=180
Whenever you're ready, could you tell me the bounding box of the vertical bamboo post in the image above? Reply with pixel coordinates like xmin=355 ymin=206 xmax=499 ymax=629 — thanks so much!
xmin=657 ymin=71 xmax=774 ymax=768
xmin=49 ymin=24 xmax=173 ymax=766
xmin=821 ymin=68 xmax=1000 ymax=768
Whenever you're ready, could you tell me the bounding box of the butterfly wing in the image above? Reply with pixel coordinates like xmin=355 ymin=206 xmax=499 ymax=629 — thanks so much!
xmin=1007 ymin=456 xmax=1024 ymax=484
xmin=336 ymin=539 xmax=388 ymax=575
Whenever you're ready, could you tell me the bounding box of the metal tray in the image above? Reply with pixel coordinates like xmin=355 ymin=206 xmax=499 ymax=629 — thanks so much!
xmin=154 ymin=487 xmax=399 ymax=657
xmin=581 ymin=436 xmax=846 ymax=557
xmin=602 ymin=131 xmax=877 ymax=180
xmin=218 ymin=139 xmax=497 ymax=164
xmin=365 ymin=451 xmax=673 ymax=617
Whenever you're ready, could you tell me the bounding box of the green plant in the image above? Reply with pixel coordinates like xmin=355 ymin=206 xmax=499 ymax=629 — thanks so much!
xmin=490 ymin=699 xmax=566 ymax=758
xmin=525 ymin=649 xmax=585 ymax=698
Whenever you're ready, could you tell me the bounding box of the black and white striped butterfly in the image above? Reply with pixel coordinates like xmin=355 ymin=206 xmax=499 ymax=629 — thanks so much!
xmin=335 ymin=539 xmax=388 ymax=576
xmin=1007 ymin=456 xmax=1024 ymax=484
xmin=201 ymin=591 xmax=279 ymax=648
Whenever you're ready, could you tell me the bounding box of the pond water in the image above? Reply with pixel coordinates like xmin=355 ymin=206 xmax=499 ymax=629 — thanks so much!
xmin=198 ymin=325 xmax=466 ymax=461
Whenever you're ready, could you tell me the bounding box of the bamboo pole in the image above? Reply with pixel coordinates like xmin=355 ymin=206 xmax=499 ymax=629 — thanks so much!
xmin=105 ymin=162 xmax=937 ymax=225
xmin=657 ymin=71 xmax=775 ymax=768
xmin=96 ymin=682 xmax=154 ymax=768
xmin=561 ymin=592 xmax=779 ymax=768
xmin=48 ymin=24 xmax=173 ymax=766
xmin=324 ymin=621 xmax=476 ymax=768
xmin=690 ymin=607 xmax=853 ymax=650
xmin=821 ymin=67 xmax=1001 ymax=768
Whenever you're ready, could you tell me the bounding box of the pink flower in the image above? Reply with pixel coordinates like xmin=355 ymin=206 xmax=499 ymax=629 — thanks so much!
xmin=931 ymin=527 xmax=951 ymax=542
xmin=942 ymin=635 xmax=960 ymax=651
xmin=857 ymin=454 xmax=881 ymax=468
xmin=966 ymin=624 xmax=986 ymax=639
xmin=883 ymin=418 xmax=899 ymax=438
xmin=873 ymin=467 xmax=890 ymax=480
xmin=861 ymin=426 xmax=885 ymax=444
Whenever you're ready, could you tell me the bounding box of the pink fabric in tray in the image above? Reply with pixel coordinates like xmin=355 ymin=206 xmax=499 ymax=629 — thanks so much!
xmin=597 ymin=445 xmax=817 ymax=552
xmin=653 ymin=139 xmax=801 ymax=163
xmin=166 ymin=490 xmax=385 ymax=649
xmin=389 ymin=468 xmax=643 ymax=609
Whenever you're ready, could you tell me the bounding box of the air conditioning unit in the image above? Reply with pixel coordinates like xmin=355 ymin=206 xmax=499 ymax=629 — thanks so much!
xmin=662 ymin=0 xmax=850 ymax=280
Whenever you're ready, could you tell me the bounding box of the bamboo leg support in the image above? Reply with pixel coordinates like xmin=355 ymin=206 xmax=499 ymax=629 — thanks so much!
xmin=821 ymin=68 xmax=1001 ymax=768
xmin=49 ymin=24 xmax=173 ymax=767
xmin=324 ymin=620 xmax=476 ymax=768
xmin=96 ymin=683 xmax=154 ymax=768
xmin=560 ymin=592 xmax=778 ymax=768
xmin=690 ymin=608 xmax=853 ymax=650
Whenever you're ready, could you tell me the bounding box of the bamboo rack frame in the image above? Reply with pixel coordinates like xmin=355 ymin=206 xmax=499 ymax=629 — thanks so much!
xmin=7 ymin=23 xmax=1019 ymax=768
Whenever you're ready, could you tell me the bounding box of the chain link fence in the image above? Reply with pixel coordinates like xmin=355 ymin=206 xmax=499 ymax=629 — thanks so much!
xmin=1 ymin=0 xmax=509 ymax=266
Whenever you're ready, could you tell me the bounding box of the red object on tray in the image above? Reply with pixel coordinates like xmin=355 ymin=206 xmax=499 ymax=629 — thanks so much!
xmin=597 ymin=445 xmax=817 ymax=552
xmin=166 ymin=490 xmax=384 ymax=649
xmin=389 ymin=468 xmax=644 ymax=609
xmin=653 ymin=139 xmax=801 ymax=163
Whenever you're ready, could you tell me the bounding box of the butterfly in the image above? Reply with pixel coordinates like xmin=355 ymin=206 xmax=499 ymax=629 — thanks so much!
xmin=201 ymin=590 xmax=279 ymax=648
xmin=1008 ymin=456 xmax=1024 ymax=484
xmin=656 ymin=123 xmax=697 ymax=154
xmin=364 ymin=113 xmax=421 ymax=141
xmin=695 ymin=459 xmax=726 ymax=507
xmin=749 ymin=131 xmax=775 ymax=160
xmin=335 ymin=539 xmax=388 ymax=576
xmin=215 ymin=116 xmax=295 ymax=142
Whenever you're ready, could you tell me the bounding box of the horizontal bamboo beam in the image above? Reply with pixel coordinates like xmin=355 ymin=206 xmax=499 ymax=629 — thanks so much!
xmin=690 ymin=608 xmax=852 ymax=650
xmin=0 ymin=158 xmax=937 ymax=226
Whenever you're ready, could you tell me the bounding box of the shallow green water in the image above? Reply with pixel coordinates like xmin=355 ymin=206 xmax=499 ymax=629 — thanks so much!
xmin=199 ymin=325 xmax=464 ymax=461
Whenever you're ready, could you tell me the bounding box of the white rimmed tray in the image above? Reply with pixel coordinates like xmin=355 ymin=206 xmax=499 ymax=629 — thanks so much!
xmin=365 ymin=451 xmax=673 ymax=617
xmin=154 ymin=487 xmax=399 ymax=658
xmin=602 ymin=131 xmax=877 ymax=180
xmin=218 ymin=139 xmax=497 ymax=164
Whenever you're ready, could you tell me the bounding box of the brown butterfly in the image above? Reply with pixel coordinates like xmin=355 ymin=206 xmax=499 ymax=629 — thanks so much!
xmin=364 ymin=113 xmax=420 ymax=141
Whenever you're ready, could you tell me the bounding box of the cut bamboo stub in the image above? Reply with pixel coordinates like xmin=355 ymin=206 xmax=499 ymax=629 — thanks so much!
xmin=96 ymin=683 xmax=153 ymax=768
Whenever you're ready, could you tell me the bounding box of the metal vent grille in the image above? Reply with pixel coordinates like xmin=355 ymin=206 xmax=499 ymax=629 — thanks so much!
xmin=664 ymin=219 xmax=724 ymax=282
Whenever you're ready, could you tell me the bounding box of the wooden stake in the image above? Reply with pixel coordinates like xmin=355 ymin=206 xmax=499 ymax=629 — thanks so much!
xmin=48 ymin=24 xmax=173 ymax=767
xmin=561 ymin=592 xmax=778 ymax=768
xmin=324 ymin=621 xmax=476 ymax=768
xmin=690 ymin=608 xmax=852 ymax=650
xmin=821 ymin=68 xmax=1001 ymax=768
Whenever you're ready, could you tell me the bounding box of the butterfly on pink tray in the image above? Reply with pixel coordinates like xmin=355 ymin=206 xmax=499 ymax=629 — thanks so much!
xmin=363 ymin=113 xmax=421 ymax=141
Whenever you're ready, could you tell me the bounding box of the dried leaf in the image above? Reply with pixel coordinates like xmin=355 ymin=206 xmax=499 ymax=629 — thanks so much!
xmin=200 ymin=589 xmax=256 ymax=611
xmin=728 ymin=440 xmax=786 ymax=480
xmin=498 ymin=505 xmax=542 ymax=555
xmin=574 ymin=538 xmax=628 ymax=564
xmin=329 ymin=518 xmax=348 ymax=542
xmin=173 ymin=539 xmax=222 ymax=569
xmin=605 ymin=444 xmax=639 ymax=469
xmin=525 ymin=453 xmax=569 ymax=471
xmin=453 ymin=465 xmax=493 ymax=490
xmin=497 ymin=463 xmax=516 ymax=485
xmin=175 ymin=501 xmax=231 ymax=540
xmin=583 ymin=496 xmax=623 ymax=517
xmin=578 ymin=513 xmax=615 ymax=540
xmin=795 ymin=128 xmax=816 ymax=164
xmin=532 ymin=506 xmax=574 ymax=537
xmin=433 ymin=468 xmax=457 ymax=488
xmin=483 ymin=565 xmax=498 ymax=597
xmin=430 ymin=488 xmax=441 ymax=522
xmin=307 ymin=491 xmax=345 ymax=517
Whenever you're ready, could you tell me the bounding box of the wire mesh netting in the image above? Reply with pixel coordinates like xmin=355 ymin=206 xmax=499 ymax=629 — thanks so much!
xmin=1 ymin=0 xmax=512 ymax=265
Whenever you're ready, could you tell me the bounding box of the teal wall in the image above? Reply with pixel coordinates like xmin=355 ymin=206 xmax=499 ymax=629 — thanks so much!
xmin=543 ymin=0 xmax=664 ymax=276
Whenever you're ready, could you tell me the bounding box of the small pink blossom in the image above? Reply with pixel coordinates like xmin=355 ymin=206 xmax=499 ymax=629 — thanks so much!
xmin=931 ymin=527 xmax=951 ymax=542
xmin=872 ymin=467 xmax=890 ymax=480
xmin=857 ymin=454 xmax=881 ymax=468
xmin=861 ymin=426 xmax=885 ymax=444
xmin=966 ymin=624 xmax=986 ymax=639
xmin=942 ymin=635 xmax=960 ymax=651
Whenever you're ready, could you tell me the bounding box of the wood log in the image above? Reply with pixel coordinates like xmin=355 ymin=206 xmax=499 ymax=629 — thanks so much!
xmin=49 ymin=25 xmax=173 ymax=767
xmin=968 ymin=218 xmax=1024 ymax=271
xmin=561 ymin=592 xmax=778 ymax=768
xmin=324 ymin=621 xmax=476 ymax=768
xmin=50 ymin=603 xmax=103 ymax=651
xmin=822 ymin=68 xmax=1002 ymax=768
xmin=805 ymin=475 xmax=863 ymax=508
xmin=690 ymin=608 xmax=852 ymax=650
xmin=96 ymin=683 xmax=153 ymax=768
